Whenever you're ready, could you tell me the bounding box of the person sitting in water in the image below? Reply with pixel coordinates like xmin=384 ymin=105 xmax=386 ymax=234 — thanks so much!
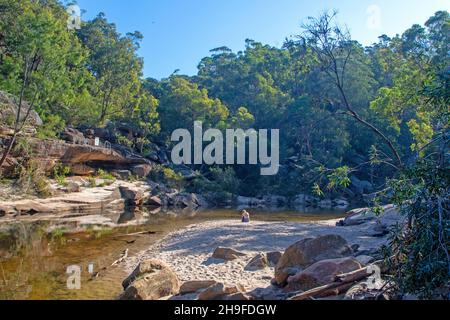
xmin=241 ymin=210 xmax=250 ymax=223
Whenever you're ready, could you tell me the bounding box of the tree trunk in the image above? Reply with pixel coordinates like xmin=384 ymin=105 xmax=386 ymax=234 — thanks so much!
xmin=0 ymin=134 xmax=17 ymax=170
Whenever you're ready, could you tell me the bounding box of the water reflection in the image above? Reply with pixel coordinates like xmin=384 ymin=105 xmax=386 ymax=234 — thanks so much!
xmin=0 ymin=207 xmax=347 ymax=300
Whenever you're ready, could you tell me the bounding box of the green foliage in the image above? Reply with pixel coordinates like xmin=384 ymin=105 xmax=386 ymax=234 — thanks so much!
xmin=190 ymin=167 xmax=239 ymax=205
xmin=36 ymin=115 xmax=65 ymax=139
xmin=96 ymin=169 xmax=116 ymax=185
xmin=16 ymin=160 xmax=51 ymax=197
xmin=386 ymin=157 xmax=449 ymax=299
xmin=150 ymin=165 xmax=185 ymax=190
xmin=53 ymin=164 xmax=71 ymax=186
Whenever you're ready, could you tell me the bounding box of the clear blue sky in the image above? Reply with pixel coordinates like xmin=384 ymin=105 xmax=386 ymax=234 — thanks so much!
xmin=75 ymin=0 xmax=449 ymax=79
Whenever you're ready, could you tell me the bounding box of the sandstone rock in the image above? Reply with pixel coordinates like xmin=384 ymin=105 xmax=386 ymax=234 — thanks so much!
xmin=224 ymin=292 xmax=252 ymax=300
xmin=121 ymin=259 xmax=179 ymax=300
xmin=146 ymin=195 xmax=162 ymax=207
xmin=69 ymin=163 xmax=95 ymax=176
xmin=198 ymin=283 xmax=245 ymax=300
xmin=119 ymin=185 xmax=144 ymax=206
xmin=212 ymin=247 xmax=246 ymax=261
xmin=267 ymin=251 xmax=283 ymax=266
xmin=355 ymin=255 xmax=375 ymax=266
xmin=0 ymin=91 xmax=42 ymax=127
xmin=131 ymin=164 xmax=152 ymax=178
xmin=341 ymin=208 xmax=376 ymax=226
xmin=61 ymin=127 xmax=85 ymax=144
xmin=113 ymin=170 xmax=132 ymax=180
xmin=284 ymin=257 xmax=362 ymax=292
xmin=245 ymin=253 xmax=269 ymax=271
xmin=169 ymin=193 xmax=203 ymax=208
xmin=180 ymin=280 xmax=218 ymax=294
xmin=65 ymin=182 xmax=80 ymax=193
xmin=274 ymin=234 xmax=353 ymax=285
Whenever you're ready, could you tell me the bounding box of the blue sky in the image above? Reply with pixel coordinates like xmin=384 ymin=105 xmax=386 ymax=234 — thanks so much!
xmin=75 ymin=0 xmax=450 ymax=79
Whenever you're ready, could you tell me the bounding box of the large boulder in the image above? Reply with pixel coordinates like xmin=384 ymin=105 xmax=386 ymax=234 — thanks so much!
xmin=212 ymin=247 xmax=246 ymax=261
xmin=166 ymin=192 xmax=206 ymax=209
xmin=274 ymin=235 xmax=353 ymax=285
xmin=284 ymin=257 xmax=362 ymax=292
xmin=339 ymin=204 xmax=400 ymax=227
xmin=121 ymin=259 xmax=179 ymax=300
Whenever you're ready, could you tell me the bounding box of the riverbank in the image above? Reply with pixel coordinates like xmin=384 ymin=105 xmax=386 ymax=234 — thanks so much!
xmin=124 ymin=205 xmax=403 ymax=298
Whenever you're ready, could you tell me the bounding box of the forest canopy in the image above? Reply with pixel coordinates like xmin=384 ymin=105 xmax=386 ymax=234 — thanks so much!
xmin=0 ymin=0 xmax=448 ymax=198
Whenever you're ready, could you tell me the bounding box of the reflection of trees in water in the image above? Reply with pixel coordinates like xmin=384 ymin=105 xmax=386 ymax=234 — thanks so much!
xmin=0 ymin=222 xmax=51 ymax=299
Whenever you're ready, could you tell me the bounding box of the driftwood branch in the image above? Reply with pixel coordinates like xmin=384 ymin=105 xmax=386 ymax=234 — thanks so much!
xmin=289 ymin=261 xmax=387 ymax=300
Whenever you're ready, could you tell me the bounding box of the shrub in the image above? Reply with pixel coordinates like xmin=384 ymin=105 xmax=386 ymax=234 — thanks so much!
xmin=385 ymin=158 xmax=450 ymax=299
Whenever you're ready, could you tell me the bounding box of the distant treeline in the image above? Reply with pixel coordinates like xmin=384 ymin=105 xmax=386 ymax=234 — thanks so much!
xmin=0 ymin=0 xmax=448 ymax=197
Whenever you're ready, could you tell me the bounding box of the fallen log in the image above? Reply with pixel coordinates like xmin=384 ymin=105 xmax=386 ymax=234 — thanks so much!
xmin=289 ymin=261 xmax=388 ymax=300
xmin=113 ymin=231 xmax=156 ymax=237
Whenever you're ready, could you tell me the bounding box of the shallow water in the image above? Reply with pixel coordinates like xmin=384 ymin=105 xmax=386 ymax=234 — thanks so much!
xmin=0 ymin=207 xmax=346 ymax=300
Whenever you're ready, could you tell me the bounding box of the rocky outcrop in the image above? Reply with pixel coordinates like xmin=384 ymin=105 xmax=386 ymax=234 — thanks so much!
xmin=274 ymin=234 xmax=353 ymax=285
xmin=121 ymin=259 xmax=180 ymax=300
xmin=163 ymin=192 xmax=207 ymax=209
xmin=131 ymin=164 xmax=153 ymax=178
xmin=0 ymin=181 xmax=146 ymax=218
xmin=212 ymin=247 xmax=246 ymax=261
xmin=3 ymin=133 xmax=155 ymax=177
xmin=284 ymin=257 xmax=362 ymax=292
xmin=0 ymin=91 xmax=42 ymax=128
xmin=119 ymin=185 xmax=145 ymax=206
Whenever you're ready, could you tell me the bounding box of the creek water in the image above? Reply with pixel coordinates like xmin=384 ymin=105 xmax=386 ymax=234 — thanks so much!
xmin=0 ymin=207 xmax=347 ymax=300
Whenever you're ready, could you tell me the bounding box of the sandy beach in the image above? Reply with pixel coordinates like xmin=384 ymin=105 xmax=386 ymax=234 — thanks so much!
xmin=126 ymin=217 xmax=394 ymax=291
